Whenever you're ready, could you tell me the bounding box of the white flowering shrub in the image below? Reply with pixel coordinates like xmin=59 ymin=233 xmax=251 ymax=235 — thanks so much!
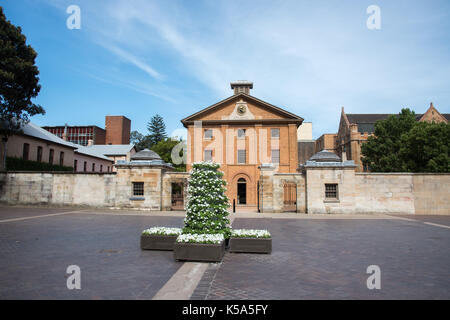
xmin=231 ymin=229 xmax=271 ymax=238
xmin=142 ymin=227 xmax=182 ymax=236
xmin=176 ymin=233 xmax=224 ymax=244
xmin=183 ymin=162 xmax=231 ymax=238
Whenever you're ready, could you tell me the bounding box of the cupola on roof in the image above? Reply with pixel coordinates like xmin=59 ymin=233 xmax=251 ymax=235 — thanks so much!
xmin=308 ymin=150 xmax=341 ymax=162
xmin=130 ymin=149 xmax=161 ymax=161
xmin=230 ymin=80 xmax=253 ymax=95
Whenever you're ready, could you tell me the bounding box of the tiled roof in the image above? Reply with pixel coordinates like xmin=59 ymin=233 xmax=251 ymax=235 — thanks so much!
xmin=84 ymin=144 xmax=135 ymax=156
xmin=20 ymin=121 xmax=76 ymax=148
xmin=346 ymin=114 xmax=392 ymax=124
xmin=73 ymin=144 xmax=113 ymax=161
xmin=347 ymin=113 xmax=450 ymax=123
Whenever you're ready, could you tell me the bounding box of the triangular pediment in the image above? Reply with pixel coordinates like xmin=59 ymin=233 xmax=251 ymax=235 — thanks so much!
xmin=418 ymin=103 xmax=448 ymax=123
xmin=181 ymin=93 xmax=303 ymax=126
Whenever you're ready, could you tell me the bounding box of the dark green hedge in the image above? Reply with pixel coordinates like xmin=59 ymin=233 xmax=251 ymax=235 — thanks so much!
xmin=5 ymin=157 xmax=73 ymax=172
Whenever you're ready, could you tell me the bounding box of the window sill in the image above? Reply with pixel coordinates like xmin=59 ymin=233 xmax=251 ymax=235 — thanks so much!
xmin=130 ymin=197 xmax=145 ymax=201
xmin=324 ymin=199 xmax=340 ymax=203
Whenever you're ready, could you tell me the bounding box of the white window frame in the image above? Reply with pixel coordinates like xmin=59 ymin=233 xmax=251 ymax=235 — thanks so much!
xmin=237 ymin=149 xmax=246 ymax=164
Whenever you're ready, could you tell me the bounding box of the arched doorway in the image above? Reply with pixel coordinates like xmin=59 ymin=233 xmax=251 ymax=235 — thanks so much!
xmin=237 ymin=178 xmax=247 ymax=204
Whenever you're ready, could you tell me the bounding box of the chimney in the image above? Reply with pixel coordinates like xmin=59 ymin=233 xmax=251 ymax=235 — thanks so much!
xmin=62 ymin=123 xmax=68 ymax=141
xmin=230 ymin=81 xmax=253 ymax=95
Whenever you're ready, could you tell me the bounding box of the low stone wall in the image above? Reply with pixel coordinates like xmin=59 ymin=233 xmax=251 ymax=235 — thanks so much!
xmin=0 ymin=172 xmax=116 ymax=207
xmin=353 ymin=173 xmax=450 ymax=215
xmin=0 ymin=170 xmax=448 ymax=215
xmin=354 ymin=173 xmax=415 ymax=214
xmin=412 ymin=174 xmax=450 ymax=215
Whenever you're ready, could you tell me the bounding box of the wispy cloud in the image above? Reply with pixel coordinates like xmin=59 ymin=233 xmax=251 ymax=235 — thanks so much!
xmin=101 ymin=43 xmax=162 ymax=80
xmin=40 ymin=0 xmax=450 ymax=136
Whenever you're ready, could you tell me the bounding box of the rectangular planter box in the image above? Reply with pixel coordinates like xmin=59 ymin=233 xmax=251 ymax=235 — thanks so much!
xmin=229 ymin=237 xmax=272 ymax=254
xmin=174 ymin=241 xmax=225 ymax=262
xmin=140 ymin=234 xmax=178 ymax=251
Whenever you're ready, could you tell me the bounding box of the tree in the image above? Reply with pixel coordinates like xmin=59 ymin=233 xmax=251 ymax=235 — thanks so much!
xmin=147 ymin=114 xmax=167 ymax=147
xmin=152 ymin=137 xmax=186 ymax=171
xmin=130 ymin=130 xmax=150 ymax=151
xmin=399 ymin=121 xmax=449 ymax=172
xmin=130 ymin=130 xmax=143 ymax=146
xmin=0 ymin=7 xmax=45 ymax=170
xmin=183 ymin=162 xmax=231 ymax=238
xmin=361 ymin=108 xmax=417 ymax=172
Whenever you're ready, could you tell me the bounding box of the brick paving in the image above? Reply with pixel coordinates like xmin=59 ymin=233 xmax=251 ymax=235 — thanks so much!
xmin=1 ymin=206 xmax=449 ymax=300
xmin=0 ymin=206 xmax=78 ymax=221
xmin=0 ymin=208 xmax=184 ymax=299
xmin=389 ymin=214 xmax=450 ymax=227
xmin=193 ymin=218 xmax=450 ymax=300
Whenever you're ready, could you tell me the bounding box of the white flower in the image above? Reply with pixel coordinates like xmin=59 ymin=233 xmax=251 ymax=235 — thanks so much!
xmin=142 ymin=227 xmax=182 ymax=236
xmin=176 ymin=233 xmax=224 ymax=244
xmin=231 ymin=229 xmax=271 ymax=238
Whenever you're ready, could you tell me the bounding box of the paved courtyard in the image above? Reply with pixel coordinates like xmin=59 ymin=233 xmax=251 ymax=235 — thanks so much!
xmin=0 ymin=206 xmax=449 ymax=299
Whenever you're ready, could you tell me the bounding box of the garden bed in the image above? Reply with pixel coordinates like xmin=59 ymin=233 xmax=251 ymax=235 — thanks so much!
xmin=140 ymin=227 xmax=182 ymax=251
xmin=228 ymin=229 xmax=272 ymax=254
xmin=173 ymin=234 xmax=225 ymax=262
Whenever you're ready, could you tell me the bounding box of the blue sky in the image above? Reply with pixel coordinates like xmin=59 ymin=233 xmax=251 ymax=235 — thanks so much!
xmin=2 ymin=0 xmax=450 ymax=139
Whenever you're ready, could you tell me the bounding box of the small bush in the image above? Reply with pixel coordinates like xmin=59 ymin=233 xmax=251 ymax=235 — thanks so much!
xmin=5 ymin=157 xmax=73 ymax=172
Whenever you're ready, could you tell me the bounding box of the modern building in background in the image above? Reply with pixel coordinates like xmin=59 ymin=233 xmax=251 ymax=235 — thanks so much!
xmin=42 ymin=124 xmax=106 ymax=146
xmin=43 ymin=115 xmax=131 ymax=146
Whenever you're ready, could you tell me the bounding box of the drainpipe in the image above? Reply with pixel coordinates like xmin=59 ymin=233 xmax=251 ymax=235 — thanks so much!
xmin=258 ymin=165 xmax=263 ymax=213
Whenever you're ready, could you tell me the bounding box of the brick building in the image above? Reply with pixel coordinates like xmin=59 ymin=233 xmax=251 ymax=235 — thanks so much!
xmin=181 ymin=81 xmax=304 ymax=207
xmin=105 ymin=115 xmax=131 ymax=145
xmin=315 ymin=133 xmax=337 ymax=153
xmin=335 ymin=103 xmax=450 ymax=171
xmin=43 ymin=115 xmax=131 ymax=146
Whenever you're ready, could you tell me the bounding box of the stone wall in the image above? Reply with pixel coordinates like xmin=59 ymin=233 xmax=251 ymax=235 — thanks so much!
xmin=412 ymin=174 xmax=450 ymax=215
xmin=353 ymin=173 xmax=415 ymax=214
xmin=303 ymin=170 xmax=450 ymax=214
xmin=305 ymin=167 xmax=357 ymax=214
xmin=0 ymin=169 xmax=448 ymax=215
xmin=114 ymin=166 xmax=163 ymax=210
xmin=0 ymin=172 xmax=116 ymax=207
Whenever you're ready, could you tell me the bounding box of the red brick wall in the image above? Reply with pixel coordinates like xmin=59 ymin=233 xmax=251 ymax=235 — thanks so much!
xmin=105 ymin=116 xmax=131 ymax=145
